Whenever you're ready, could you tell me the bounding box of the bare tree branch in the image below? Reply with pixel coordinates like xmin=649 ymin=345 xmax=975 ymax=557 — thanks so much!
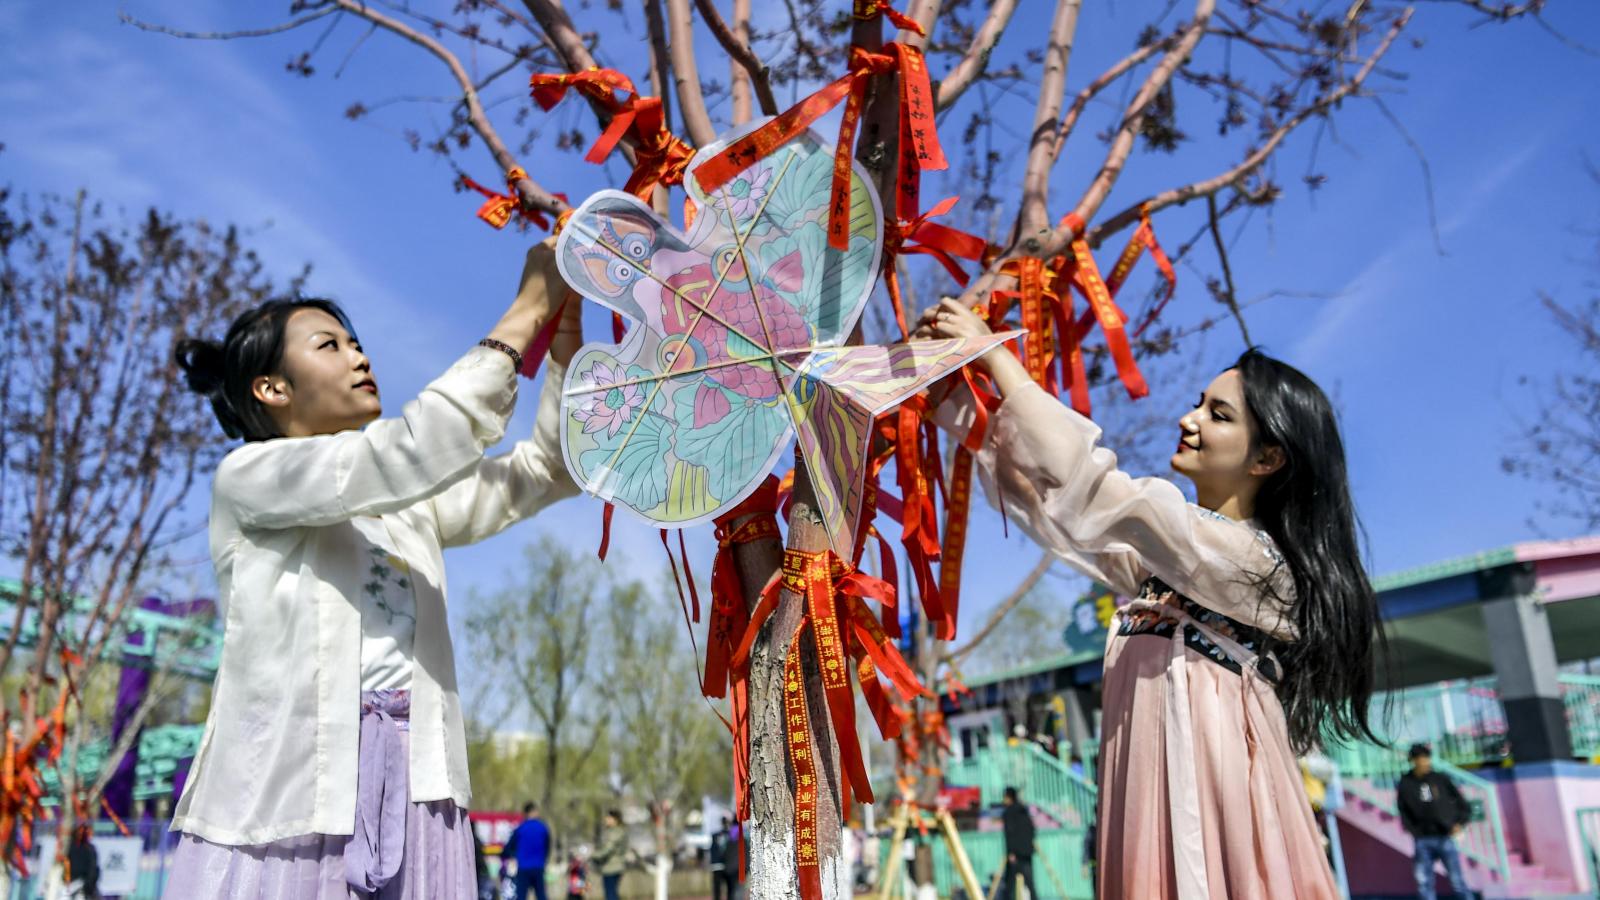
xmin=943 ymin=552 xmax=1055 ymax=664
xmin=1058 ymin=0 xmax=1218 ymax=244
xmin=1371 ymin=95 xmax=1446 ymax=254
xmin=520 ymin=0 xmax=601 ymax=72
xmin=325 ymin=0 xmax=567 ymax=214
xmin=730 ymin=0 xmax=754 ymax=125
xmin=118 ymin=5 xmax=340 ymax=40
xmin=896 ymin=0 xmax=944 ymax=48
xmin=1206 ymin=194 xmax=1252 ymax=345
xmin=934 ymin=0 xmax=1019 ymax=109
xmin=694 ymin=0 xmax=781 ymax=116
xmin=1055 ymin=32 xmax=1179 ymax=154
xmin=665 ymin=0 xmax=718 ymax=147
xmin=1530 ymin=9 xmax=1600 ymax=58
xmin=1084 ymin=7 xmax=1412 ymax=250
xmin=644 ymin=0 xmax=676 ymax=135
xmin=1018 ymin=0 xmax=1086 ymax=235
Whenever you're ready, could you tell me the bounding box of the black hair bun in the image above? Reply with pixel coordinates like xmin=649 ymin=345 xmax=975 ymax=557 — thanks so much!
xmin=175 ymin=337 xmax=247 ymax=439
xmin=174 ymin=338 xmax=227 ymax=398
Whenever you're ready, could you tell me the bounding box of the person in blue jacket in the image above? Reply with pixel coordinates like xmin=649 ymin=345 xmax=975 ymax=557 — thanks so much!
xmin=503 ymin=802 xmax=553 ymax=900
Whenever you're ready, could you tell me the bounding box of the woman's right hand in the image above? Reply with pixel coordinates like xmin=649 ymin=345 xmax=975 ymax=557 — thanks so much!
xmin=918 ymin=297 xmax=1032 ymax=398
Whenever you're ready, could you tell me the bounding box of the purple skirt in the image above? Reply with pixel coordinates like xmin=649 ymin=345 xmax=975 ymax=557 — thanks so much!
xmin=162 ymin=691 xmax=477 ymax=899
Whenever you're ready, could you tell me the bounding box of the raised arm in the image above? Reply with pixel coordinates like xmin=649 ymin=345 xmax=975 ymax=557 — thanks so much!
xmin=923 ymin=300 xmax=1294 ymax=636
xmin=429 ymin=296 xmax=584 ymax=547
xmin=215 ymin=243 xmax=568 ymax=532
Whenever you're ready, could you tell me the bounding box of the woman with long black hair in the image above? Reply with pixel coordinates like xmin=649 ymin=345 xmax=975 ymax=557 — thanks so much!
xmin=917 ymin=297 xmax=1377 ymax=899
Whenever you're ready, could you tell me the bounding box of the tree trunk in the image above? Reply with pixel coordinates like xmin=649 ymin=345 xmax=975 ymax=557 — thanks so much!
xmin=734 ymin=12 xmax=909 ymax=898
xmin=746 ymin=473 xmax=848 ymax=899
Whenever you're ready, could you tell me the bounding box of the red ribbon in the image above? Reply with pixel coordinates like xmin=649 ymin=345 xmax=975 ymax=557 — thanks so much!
xmin=461 ymin=166 xmax=555 ymax=231
xmin=1 ymin=650 xmax=79 ymax=875
xmin=528 ymin=68 xmax=695 ymax=202
xmin=881 ymin=196 xmax=992 ymax=338
xmin=783 ymin=638 xmax=822 ymax=900
xmin=852 ymin=0 xmax=925 ymax=34
xmin=729 ymin=546 xmax=927 ymax=891
xmin=695 ymin=46 xmax=893 ymax=251
xmin=704 ymin=477 xmax=782 ymax=822
xmin=1059 ymin=212 xmax=1149 ymax=403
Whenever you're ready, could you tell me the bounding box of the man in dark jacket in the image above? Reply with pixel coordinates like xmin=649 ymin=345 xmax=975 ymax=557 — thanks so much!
xmin=1000 ymin=786 xmax=1037 ymax=900
xmin=66 ymin=824 xmax=99 ymax=900
xmin=709 ymin=816 xmax=739 ymax=900
xmin=1398 ymin=744 xmax=1472 ymax=900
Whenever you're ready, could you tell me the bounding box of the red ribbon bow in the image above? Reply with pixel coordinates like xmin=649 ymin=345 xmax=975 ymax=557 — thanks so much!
xmin=529 ymin=68 xmax=696 ymax=202
xmin=461 ymin=166 xmax=554 ymax=231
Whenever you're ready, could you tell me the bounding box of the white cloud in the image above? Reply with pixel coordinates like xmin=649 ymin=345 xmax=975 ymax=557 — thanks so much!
xmin=1289 ymin=134 xmax=1546 ymax=367
xmin=1 ymin=7 xmax=455 ymax=373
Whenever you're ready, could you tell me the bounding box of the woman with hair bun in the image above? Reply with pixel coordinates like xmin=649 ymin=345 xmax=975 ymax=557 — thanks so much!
xmin=916 ymin=297 xmax=1377 ymax=899
xmin=164 ymin=240 xmax=582 ymax=899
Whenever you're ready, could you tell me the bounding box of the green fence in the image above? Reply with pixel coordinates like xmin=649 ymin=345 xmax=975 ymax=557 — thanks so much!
xmin=1575 ymin=806 xmax=1600 ymax=895
xmin=946 ymin=741 xmax=1097 ymax=830
xmin=881 ymin=827 xmax=1093 ymax=899
xmin=1562 ymin=674 xmax=1600 ymax=759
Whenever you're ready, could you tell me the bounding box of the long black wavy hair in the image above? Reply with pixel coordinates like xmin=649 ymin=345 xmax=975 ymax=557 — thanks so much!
xmin=1233 ymin=348 xmax=1383 ymax=753
xmin=174 ymin=297 xmax=355 ymax=442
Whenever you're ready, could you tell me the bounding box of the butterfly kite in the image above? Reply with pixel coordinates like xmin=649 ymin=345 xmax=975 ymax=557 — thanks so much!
xmin=554 ymin=121 xmax=1015 ymax=558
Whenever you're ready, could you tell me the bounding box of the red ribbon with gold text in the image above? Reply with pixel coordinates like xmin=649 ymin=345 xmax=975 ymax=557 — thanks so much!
xmin=731 ymin=548 xmax=926 ymax=899
xmin=1058 ymin=212 xmax=1149 ymax=402
xmin=693 ymin=34 xmax=945 ymax=251
xmin=703 ymin=478 xmax=783 ymax=821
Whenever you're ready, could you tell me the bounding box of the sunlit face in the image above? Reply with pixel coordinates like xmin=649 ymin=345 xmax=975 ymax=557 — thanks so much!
xmin=252 ymin=308 xmax=380 ymax=437
xmin=1170 ymin=369 xmax=1278 ymax=503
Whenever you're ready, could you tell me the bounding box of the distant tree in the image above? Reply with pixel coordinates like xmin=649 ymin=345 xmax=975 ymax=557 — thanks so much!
xmin=0 ymin=187 xmax=297 ymax=875
xmin=1504 ymin=164 xmax=1600 ymax=531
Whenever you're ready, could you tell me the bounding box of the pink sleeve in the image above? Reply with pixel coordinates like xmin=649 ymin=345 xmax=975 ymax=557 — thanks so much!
xmin=956 ymin=381 xmax=1296 ymax=637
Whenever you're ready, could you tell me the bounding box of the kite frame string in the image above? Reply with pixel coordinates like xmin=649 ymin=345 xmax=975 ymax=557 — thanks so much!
xmin=712 ymin=149 xmax=818 ymax=439
xmin=566 ymin=147 xmax=811 ymax=398
xmin=571 ymin=147 xmax=807 ymax=477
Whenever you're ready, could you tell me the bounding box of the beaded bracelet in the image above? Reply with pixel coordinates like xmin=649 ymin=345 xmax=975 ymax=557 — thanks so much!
xmin=478 ymin=338 xmax=524 ymax=372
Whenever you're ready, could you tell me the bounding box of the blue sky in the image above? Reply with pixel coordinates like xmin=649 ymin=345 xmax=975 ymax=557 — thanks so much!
xmin=3 ymin=0 xmax=1598 ymax=688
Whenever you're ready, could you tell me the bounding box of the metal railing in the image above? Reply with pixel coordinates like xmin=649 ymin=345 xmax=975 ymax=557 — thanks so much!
xmin=1347 ymin=673 xmax=1600 ymax=766
xmin=1561 ymin=674 xmax=1600 ymax=759
xmin=1366 ymin=677 xmax=1509 ymax=767
xmin=880 ymin=826 xmax=1093 ymax=899
xmin=1575 ymin=806 xmax=1600 ymax=895
xmin=946 ymin=741 xmax=1097 ymax=830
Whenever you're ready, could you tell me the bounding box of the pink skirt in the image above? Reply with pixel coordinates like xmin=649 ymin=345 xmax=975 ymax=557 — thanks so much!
xmin=161 ymin=691 xmax=478 ymax=899
xmin=1097 ymin=631 xmax=1339 ymax=899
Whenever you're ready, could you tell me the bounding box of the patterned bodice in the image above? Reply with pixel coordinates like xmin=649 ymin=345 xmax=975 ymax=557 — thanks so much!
xmin=1118 ymin=576 xmax=1281 ymax=683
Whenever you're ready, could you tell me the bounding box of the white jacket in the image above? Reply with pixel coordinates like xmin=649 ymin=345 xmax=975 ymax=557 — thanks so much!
xmin=172 ymin=347 xmax=574 ymax=844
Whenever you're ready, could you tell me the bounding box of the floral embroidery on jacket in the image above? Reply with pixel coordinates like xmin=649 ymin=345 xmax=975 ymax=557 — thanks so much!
xmin=363 ymin=546 xmax=416 ymax=627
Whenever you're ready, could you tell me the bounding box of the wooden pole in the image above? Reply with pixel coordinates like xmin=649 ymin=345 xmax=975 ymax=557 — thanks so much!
xmin=937 ymin=808 xmax=986 ymax=900
xmin=876 ymin=805 xmax=909 ymax=900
